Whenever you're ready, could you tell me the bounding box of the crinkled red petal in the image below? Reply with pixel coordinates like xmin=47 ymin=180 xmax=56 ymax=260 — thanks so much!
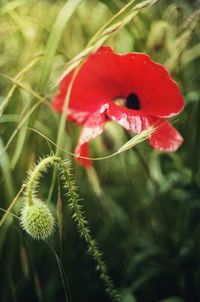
xmin=104 ymin=103 xmax=183 ymax=152
xmin=148 ymin=120 xmax=183 ymax=151
xmin=105 ymin=102 xmax=151 ymax=133
xmin=75 ymin=109 xmax=106 ymax=167
xmin=75 ymin=103 xmax=183 ymax=167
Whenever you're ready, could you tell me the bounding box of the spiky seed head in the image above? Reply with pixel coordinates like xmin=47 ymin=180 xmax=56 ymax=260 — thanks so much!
xmin=20 ymin=199 xmax=54 ymax=240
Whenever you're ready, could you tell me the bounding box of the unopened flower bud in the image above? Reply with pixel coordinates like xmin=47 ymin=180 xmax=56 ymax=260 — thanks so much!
xmin=20 ymin=199 xmax=54 ymax=240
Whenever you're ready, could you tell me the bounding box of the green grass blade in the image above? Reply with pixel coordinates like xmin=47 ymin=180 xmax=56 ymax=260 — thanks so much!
xmin=0 ymin=138 xmax=15 ymax=199
xmin=39 ymin=0 xmax=82 ymax=92
xmin=11 ymin=90 xmax=31 ymax=169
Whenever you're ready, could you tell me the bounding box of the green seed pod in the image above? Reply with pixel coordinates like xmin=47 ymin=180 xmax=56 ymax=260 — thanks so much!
xmin=20 ymin=199 xmax=54 ymax=240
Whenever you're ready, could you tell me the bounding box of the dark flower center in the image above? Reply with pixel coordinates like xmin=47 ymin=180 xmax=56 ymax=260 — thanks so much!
xmin=126 ymin=93 xmax=140 ymax=110
xmin=113 ymin=93 xmax=141 ymax=110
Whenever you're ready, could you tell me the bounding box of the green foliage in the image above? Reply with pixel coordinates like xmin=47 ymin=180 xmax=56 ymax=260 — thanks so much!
xmin=0 ymin=0 xmax=200 ymax=302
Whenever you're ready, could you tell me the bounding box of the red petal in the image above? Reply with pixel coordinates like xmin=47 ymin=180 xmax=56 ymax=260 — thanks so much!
xmin=119 ymin=52 xmax=184 ymax=118
xmin=75 ymin=109 xmax=106 ymax=167
xmin=75 ymin=142 xmax=92 ymax=167
xmin=52 ymin=91 xmax=91 ymax=125
xmin=52 ymin=47 xmax=125 ymax=125
xmin=148 ymin=120 xmax=183 ymax=151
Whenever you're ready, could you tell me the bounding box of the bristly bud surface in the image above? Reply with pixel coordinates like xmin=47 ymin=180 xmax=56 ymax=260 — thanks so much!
xmin=20 ymin=199 xmax=54 ymax=240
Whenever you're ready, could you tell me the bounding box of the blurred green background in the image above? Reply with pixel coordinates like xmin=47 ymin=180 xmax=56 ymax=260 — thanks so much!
xmin=0 ymin=0 xmax=200 ymax=301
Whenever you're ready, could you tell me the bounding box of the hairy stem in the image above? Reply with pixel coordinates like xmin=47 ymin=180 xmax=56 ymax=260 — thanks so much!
xmin=26 ymin=156 xmax=60 ymax=205
xmin=58 ymin=161 xmax=121 ymax=302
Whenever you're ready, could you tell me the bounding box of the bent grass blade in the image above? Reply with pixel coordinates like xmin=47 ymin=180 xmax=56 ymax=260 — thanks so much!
xmin=0 ymin=56 xmax=41 ymax=115
xmin=117 ymin=126 xmax=156 ymax=154
xmin=39 ymin=0 xmax=82 ymax=92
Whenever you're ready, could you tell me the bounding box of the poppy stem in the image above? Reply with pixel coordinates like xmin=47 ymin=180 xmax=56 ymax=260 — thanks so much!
xmin=26 ymin=156 xmax=60 ymax=205
xmin=58 ymin=160 xmax=121 ymax=302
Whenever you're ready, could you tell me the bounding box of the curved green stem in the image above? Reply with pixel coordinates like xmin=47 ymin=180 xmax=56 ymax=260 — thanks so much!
xmin=26 ymin=156 xmax=60 ymax=205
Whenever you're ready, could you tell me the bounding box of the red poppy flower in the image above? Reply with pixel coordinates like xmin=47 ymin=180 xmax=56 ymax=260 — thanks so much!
xmin=52 ymin=46 xmax=184 ymax=167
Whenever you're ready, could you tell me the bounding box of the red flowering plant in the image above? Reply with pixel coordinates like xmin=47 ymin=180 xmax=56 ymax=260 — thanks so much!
xmin=52 ymin=46 xmax=184 ymax=167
